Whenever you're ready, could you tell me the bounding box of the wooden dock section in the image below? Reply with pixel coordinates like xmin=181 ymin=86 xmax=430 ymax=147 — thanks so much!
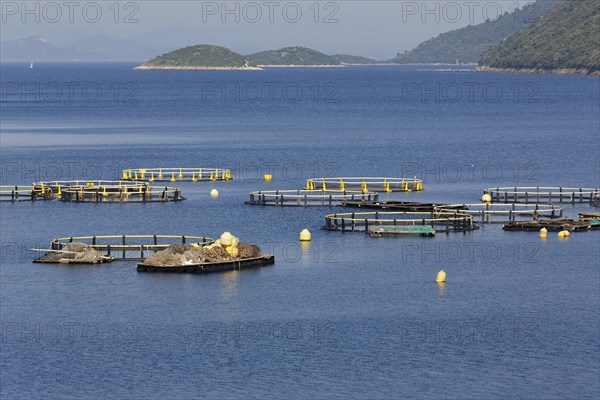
xmin=323 ymin=211 xmax=477 ymax=233
xmin=0 ymin=185 xmax=52 ymax=202
xmin=246 ymin=190 xmax=379 ymax=207
xmin=435 ymin=203 xmax=563 ymax=224
xmin=122 ymin=168 xmax=232 ymax=182
xmin=49 ymin=235 xmax=214 ymax=260
xmin=484 ymin=187 xmax=600 ymax=204
xmin=306 ymin=177 xmax=424 ymax=193
xmin=579 ymin=212 xmax=600 ymax=222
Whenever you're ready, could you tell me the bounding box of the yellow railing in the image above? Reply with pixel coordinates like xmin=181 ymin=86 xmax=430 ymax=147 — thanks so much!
xmin=306 ymin=177 xmax=424 ymax=193
xmin=122 ymin=168 xmax=232 ymax=182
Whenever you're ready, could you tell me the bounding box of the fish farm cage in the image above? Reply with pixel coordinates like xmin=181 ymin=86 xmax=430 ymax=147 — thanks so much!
xmin=483 ymin=187 xmax=600 ymax=204
xmin=434 ymin=203 xmax=564 ymax=224
xmin=305 ymin=177 xmax=424 ymax=193
xmin=246 ymin=189 xmax=379 ymax=207
xmin=122 ymin=168 xmax=232 ymax=182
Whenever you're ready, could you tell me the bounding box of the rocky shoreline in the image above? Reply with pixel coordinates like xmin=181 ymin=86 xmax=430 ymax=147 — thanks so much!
xmin=134 ymin=65 xmax=263 ymax=71
xmin=477 ymin=65 xmax=600 ymax=77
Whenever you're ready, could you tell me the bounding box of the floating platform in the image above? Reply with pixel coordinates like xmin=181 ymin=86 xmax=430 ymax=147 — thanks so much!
xmin=137 ymin=254 xmax=275 ymax=273
xmin=323 ymin=211 xmax=477 ymax=233
xmin=48 ymin=235 xmax=214 ymax=260
xmin=0 ymin=185 xmax=53 ymax=202
xmin=369 ymin=225 xmax=436 ymax=237
xmin=122 ymin=168 xmax=232 ymax=182
xmin=435 ymin=203 xmax=564 ymax=224
xmin=578 ymin=212 xmax=600 ymax=222
xmin=484 ymin=187 xmax=600 ymax=204
xmin=246 ymin=190 xmax=379 ymax=207
xmin=342 ymin=200 xmax=460 ymax=212
xmin=503 ymin=218 xmax=600 ymax=232
xmin=305 ymin=177 xmax=423 ymax=193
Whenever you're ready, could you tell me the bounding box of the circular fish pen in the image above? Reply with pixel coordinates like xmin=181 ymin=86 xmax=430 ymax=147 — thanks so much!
xmin=122 ymin=168 xmax=232 ymax=182
xmin=33 ymin=180 xmax=148 ymax=199
xmin=246 ymin=190 xmax=379 ymax=207
xmin=323 ymin=211 xmax=476 ymax=234
xmin=305 ymin=177 xmax=424 ymax=193
xmin=483 ymin=187 xmax=600 ymax=204
xmin=46 ymin=235 xmax=215 ymax=260
xmin=59 ymin=185 xmax=185 ymax=203
xmin=0 ymin=185 xmax=53 ymax=202
xmin=434 ymin=203 xmax=564 ymax=224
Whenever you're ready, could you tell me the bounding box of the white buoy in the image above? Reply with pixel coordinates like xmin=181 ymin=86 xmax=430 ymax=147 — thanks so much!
xmin=481 ymin=193 xmax=492 ymax=203
xmin=299 ymin=229 xmax=311 ymax=241
xmin=210 ymin=189 xmax=219 ymax=198
xmin=436 ymin=269 xmax=446 ymax=283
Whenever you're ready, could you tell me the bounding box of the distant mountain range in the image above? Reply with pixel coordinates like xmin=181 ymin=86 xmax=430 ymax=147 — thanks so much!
xmin=479 ymin=0 xmax=600 ymax=74
xmin=388 ymin=0 xmax=562 ymax=64
xmin=0 ymin=34 xmax=157 ymax=61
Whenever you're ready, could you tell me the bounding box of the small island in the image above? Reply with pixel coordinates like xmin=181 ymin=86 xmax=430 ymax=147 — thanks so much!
xmin=134 ymin=44 xmax=262 ymax=70
xmin=248 ymin=46 xmax=342 ymax=67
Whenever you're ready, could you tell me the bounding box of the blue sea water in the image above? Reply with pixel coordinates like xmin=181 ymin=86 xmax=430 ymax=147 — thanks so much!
xmin=0 ymin=62 xmax=599 ymax=399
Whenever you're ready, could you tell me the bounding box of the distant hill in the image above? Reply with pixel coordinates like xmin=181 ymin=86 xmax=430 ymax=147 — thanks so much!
xmin=135 ymin=45 xmax=258 ymax=70
xmin=248 ymin=46 xmax=341 ymax=66
xmin=332 ymin=54 xmax=378 ymax=64
xmin=388 ymin=0 xmax=562 ymax=64
xmin=479 ymin=0 xmax=600 ymax=74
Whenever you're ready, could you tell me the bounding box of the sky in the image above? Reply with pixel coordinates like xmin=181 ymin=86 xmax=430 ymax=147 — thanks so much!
xmin=1 ymin=1 xmax=535 ymax=58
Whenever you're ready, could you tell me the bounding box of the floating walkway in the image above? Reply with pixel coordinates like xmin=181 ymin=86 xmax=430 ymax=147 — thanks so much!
xmin=0 ymin=185 xmax=53 ymax=202
xmin=503 ymin=218 xmax=600 ymax=232
xmin=483 ymin=187 xmax=600 ymax=204
xmin=341 ymin=200 xmax=461 ymax=212
xmin=434 ymin=203 xmax=563 ymax=224
xmin=369 ymin=225 xmax=436 ymax=237
xmin=122 ymin=168 xmax=232 ymax=182
xmin=246 ymin=190 xmax=379 ymax=207
xmin=323 ymin=211 xmax=477 ymax=233
xmin=305 ymin=177 xmax=423 ymax=193
xmin=45 ymin=235 xmax=214 ymax=260
xmin=59 ymin=185 xmax=185 ymax=203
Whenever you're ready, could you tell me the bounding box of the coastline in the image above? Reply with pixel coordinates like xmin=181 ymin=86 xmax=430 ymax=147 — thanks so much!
xmin=256 ymin=64 xmax=344 ymax=68
xmin=477 ymin=65 xmax=600 ymax=77
xmin=133 ymin=65 xmax=263 ymax=71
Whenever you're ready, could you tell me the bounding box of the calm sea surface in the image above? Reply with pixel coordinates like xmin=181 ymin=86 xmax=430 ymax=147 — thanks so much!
xmin=1 ymin=63 xmax=599 ymax=399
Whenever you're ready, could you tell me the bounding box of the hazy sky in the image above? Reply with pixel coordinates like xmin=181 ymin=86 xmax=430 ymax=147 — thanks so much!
xmin=1 ymin=1 xmax=534 ymax=58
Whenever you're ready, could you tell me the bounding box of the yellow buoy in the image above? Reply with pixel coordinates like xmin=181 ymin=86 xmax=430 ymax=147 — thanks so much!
xmin=210 ymin=188 xmax=219 ymax=198
xmin=558 ymin=230 xmax=570 ymax=238
xmin=436 ymin=269 xmax=446 ymax=283
xmin=299 ymin=229 xmax=311 ymax=242
xmin=539 ymin=227 xmax=547 ymax=239
xmin=481 ymin=193 xmax=492 ymax=203
xmin=264 ymin=174 xmax=273 ymax=181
